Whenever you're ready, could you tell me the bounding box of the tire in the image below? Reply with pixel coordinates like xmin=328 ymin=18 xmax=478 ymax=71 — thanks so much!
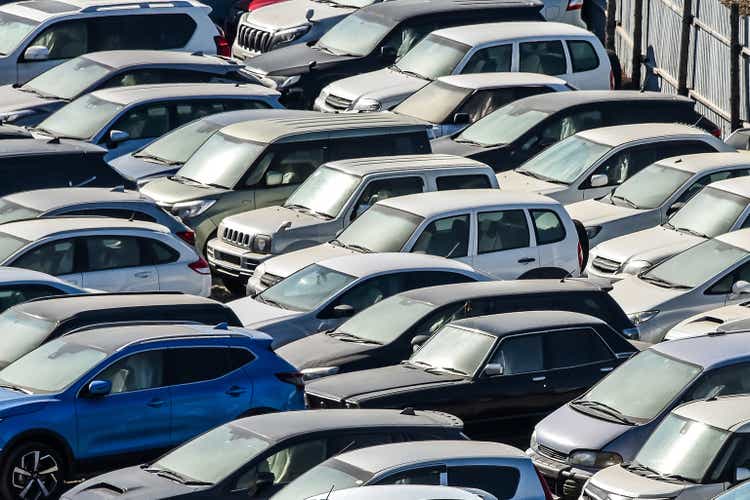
xmin=607 ymin=49 xmax=623 ymax=89
xmin=221 ymin=276 xmax=248 ymax=297
xmin=0 ymin=441 xmax=65 ymax=500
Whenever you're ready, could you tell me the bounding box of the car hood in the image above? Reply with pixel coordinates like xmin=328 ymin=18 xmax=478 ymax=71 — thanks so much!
xmin=248 ymin=0 xmax=352 ymax=30
xmin=227 ymin=295 xmax=303 ymax=327
xmin=0 ymin=85 xmax=61 ymax=114
xmin=668 ymin=304 xmax=750 ymax=340
xmin=276 ymin=331 xmax=378 ymax=369
xmin=497 ymin=170 xmax=567 ymax=196
xmin=108 ymin=154 xmax=181 ymax=183
xmin=535 ymin=402 xmax=634 ymax=454
xmin=431 ymin=134 xmax=489 ymax=157
xmin=325 ymin=68 xmax=428 ymax=105
xmin=0 ymin=123 xmax=33 ymax=139
xmin=246 ymin=42 xmax=359 ymax=77
xmin=593 ymin=226 xmax=703 ymax=265
xmin=566 ymin=199 xmax=643 ymax=226
xmin=223 ymin=205 xmax=322 ymax=237
xmin=0 ymin=389 xmax=57 ymax=418
xmin=138 ymin=176 xmax=228 ymax=205
xmin=262 ymin=242 xmax=354 ymax=279
xmin=61 ymin=466 xmax=196 ymax=499
xmin=589 ymin=465 xmax=690 ymax=499
xmin=609 ymin=275 xmax=685 ymax=315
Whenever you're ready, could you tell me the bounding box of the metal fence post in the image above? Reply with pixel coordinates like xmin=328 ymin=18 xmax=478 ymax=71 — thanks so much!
xmin=677 ymin=0 xmax=693 ymax=95
xmin=730 ymin=2 xmax=741 ymax=130
xmin=632 ymin=0 xmax=644 ymax=86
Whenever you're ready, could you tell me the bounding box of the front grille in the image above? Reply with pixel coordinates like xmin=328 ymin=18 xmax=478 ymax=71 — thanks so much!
xmin=260 ymin=272 xmax=283 ymax=288
xmin=305 ymin=394 xmax=346 ymax=409
xmin=236 ymin=24 xmax=274 ymax=53
xmin=324 ymin=93 xmax=353 ymax=111
xmin=591 ymin=256 xmax=622 ymax=274
xmin=581 ymin=483 xmax=610 ymax=500
xmin=214 ymin=250 xmax=241 ymax=267
xmin=222 ymin=226 xmax=251 ymax=248
xmin=537 ymin=444 xmax=568 ymax=463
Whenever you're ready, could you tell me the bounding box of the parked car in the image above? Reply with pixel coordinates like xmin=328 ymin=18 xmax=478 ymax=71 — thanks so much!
xmin=714 ymin=480 xmax=750 ymax=499
xmin=306 ymin=485 xmax=501 ymax=500
xmin=63 ymin=409 xmax=466 ymax=499
xmin=0 ymin=322 xmax=303 ymax=500
xmin=568 ymin=152 xmax=750 ymax=248
xmin=246 ymin=189 xmax=584 ymax=295
xmin=609 ymin=228 xmax=750 ymax=342
xmin=498 ymin=123 xmax=730 ymax=204
xmin=582 ymin=394 xmax=750 ymax=500
xmin=0 ymin=266 xmax=85 ymax=313
xmin=587 ymin=175 xmax=750 ymax=283
xmin=0 ymin=291 xmax=244 ymax=368
xmin=530 ymin=330 xmax=750 ymax=499
xmin=0 ymin=50 xmax=259 ymax=126
xmin=242 ymin=0 xmax=545 ymax=108
xmin=431 ymin=91 xmax=721 ymax=172
xmin=224 ymin=0 xmax=292 ymax=46
xmin=278 ymin=279 xmax=637 ymax=380
xmin=139 ymin=112 xmax=430 ymax=255
xmin=667 ymin=302 xmax=750 ymax=340
xmin=392 ymin=73 xmax=572 ymax=139
xmin=229 ymin=252 xmax=487 ymax=346
xmin=315 ymin=22 xmax=610 ymax=113
xmin=0 ymin=0 xmax=228 ymax=86
xmin=304 ymin=311 xmax=637 ymax=435
xmin=208 ymin=154 xmax=498 ymax=292
xmin=271 ymin=440 xmax=549 ymax=500
xmin=0 ymin=216 xmax=211 ymax=295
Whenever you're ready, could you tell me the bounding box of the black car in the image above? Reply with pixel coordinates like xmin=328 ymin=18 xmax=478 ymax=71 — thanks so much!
xmin=62 ymin=409 xmax=466 ymax=499
xmin=244 ymin=0 xmax=544 ymax=108
xmin=0 ymin=292 xmax=242 ymax=368
xmin=279 ymin=279 xmax=639 ymax=379
xmin=304 ymin=311 xmax=639 ymax=436
xmin=432 ymin=90 xmax=722 ymax=172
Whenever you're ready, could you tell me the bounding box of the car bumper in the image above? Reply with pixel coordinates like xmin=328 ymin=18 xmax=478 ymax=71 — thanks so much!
xmin=528 ymin=448 xmax=593 ymax=499
xmin=206 ymin=238 xmax=272 ymax=281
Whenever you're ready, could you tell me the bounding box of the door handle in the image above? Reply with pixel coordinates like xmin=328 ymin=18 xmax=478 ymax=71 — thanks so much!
xmin=147 ymin=398 xmax=165 ymax=408
xmin=518 ymin=257 xmax=536 ymax=264
xmin=134 ymin=271 xmax=152 ymax=278
xmin=600 ymin=366 xmax=614 ymax=373
xmin=532 ymin=376 xmax=546 ymax=382
xmin=226 ymin=386 xmax=247 ymax=397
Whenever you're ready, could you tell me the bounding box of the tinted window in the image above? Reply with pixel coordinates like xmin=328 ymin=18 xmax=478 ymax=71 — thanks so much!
xmin=519 ymin=40 xmax=567 ymax=75
xmin=461 ymin=44 xmax=512 ymax=73
xmin=491 ymin=334 xmax=543 ymax=374
xmin=412 ymin=215 xmax=470 ymax=258
xmin=327 ymin=433 xmax=397 ymax=457
xmin=0 ymin=155 xmax=117 ymax=195
xmin=677 ymin=169 xmax=750 ymax=205
xmin=253 ymin=144 xmax=325 ymax=188
xmin=96 ymin=350 xmax=165 ymax=393
xmin=110 ymin=103 xmax=169 ymax=140
xmin=172 ymin=100 xmax=269 ymax=128
xmin=332 ymin=273 xmax=408 ymax=313
xmin=27 ymin=20 xmax=87 ymax=60
xmin=101 ymin=69 xmax=224 ymax=88
xmin=62 ymin=208 xmax=156 ymax=222
xmin=686 ymin=363 xmax=750 ymax=400
xmin=329 ymin=134 xmax=427 ymax=159
xmin=457 ymin=87 xmax=552 ymax=123
xmin=145 ymin=239 xmax=179 ymax=265
xmin=531 ymin=209 xmax=566 ymax=245
xmin=436 ymin=174 xmax=492 ymax=190
xmin=233 ymin=439 xmax=327 ymax=490
xmin=544 ymin=329 xmax=614 ymax=369
xmin=229 ymin=348 xmax=254 ymax=369
xmin=567 ymin=40 xmax=599 ymax=72
xmin=88 ymin=14 xmax=196 ymax=51
xmin=13 ymin=239 xmax=75 ymax=276
xmin=478 ymin=210 xmax=530 ymax=253
xmin=449 ymin=465 xmax=520 ymax=500
xmin=167 ymin=347 xmax=237 ymax=385
xmin=377 ymin=466 xmax=443 ymax=485
xmin=84 ymin=236 xmax=142 ymax=271
xmin=407 ymin=271 xmax=475 ymax=288
xmin=0 ymin=284 xmax=65 ymax=311
xmin=351 ymin=177 xmax=424 ymax=220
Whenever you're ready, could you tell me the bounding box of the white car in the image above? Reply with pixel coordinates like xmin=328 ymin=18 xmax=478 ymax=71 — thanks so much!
xmin=498 ymin=123 xmax=731 ymax=204
xmin=666 ymin=302 xmax=750 ymax=340
xmin=315 ymin=22 xmax=610 ymax=113
xmin=228 ymin=252 xmax=488 ymax=346
xmin=0 ymin=216 xmax=211 ymax=295
xmin=588 ymin=175 xmax=750 ymax=283
xmin=0 ymin=0 xmax=226 ymax=86
xmin=610 ymin=228 xmax=750 ymax=343
xmin=568 ymin=152 xmax=750 ymax=248
xmin=246 ymin=189 xmax=583 ymax=295
xmin=306 ymin=485 xmax=498 ymax=500
xmin=0 ymin=266 xmax=86 ymax=312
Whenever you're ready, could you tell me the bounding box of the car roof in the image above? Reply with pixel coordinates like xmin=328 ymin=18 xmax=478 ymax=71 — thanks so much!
xmin=716 ymin=228 xmax=750 ymax=252
xmin=91 ymin=83 xmax=279 ymax=105
xmin=379 ymin=189 xmax=557 ymax=217
xmin=434 ymin=21 xmax=593 ymax=45
xmin=0 ymin=216 xmax=169 ymax=241
xmin=221 ymin=112 xmax=428 ymax=144
xmin=319 ymin=252 xmax=476 ymax=278
xmin=0 ymin=266 xmax=71 ymax=284
xmin=0 ymin=138 xmax=104 ymax=157
xmin=650 ymin=330 xmax=750 ymax=369
xmin=201 ymin=109 xmax=317 ymax=128
xmin=654 ymin=152 xmax=750 ymax=174
xmin=325 ymin=154 xmax=490 ymax=177
xmin=336 ymin=440 xmax=527 ymax=473
xmin=360 ymin=0 xmax=543 ymax=24
xmin=673 ymin=394 xmax=750 ymax=432
xmin=231 ymin=409 xmax=463 ymax=443
xmin=436 ymin=72 xmax=567 ymax=90
xmin=450 ymin=310 xmax=605 ymax=337
xmin=316 ymin=485 xmax=491 ymax=500
xmin=5 ymin=187 xmax=147 ymax=211
xmin=509 ymin=90 xmax=691 ymax=113
xmin=83 ymin=50 xmax=238 ymax=70
xmin=2 ymin=0 xmax=208 ymax=21
xmin=708 ymin=176 xmax=750 ymax=198
xmin=576 ymin=123 xmax=710 ymax=147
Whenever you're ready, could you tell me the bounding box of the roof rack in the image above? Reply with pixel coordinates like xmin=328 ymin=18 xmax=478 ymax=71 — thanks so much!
xmin=19 ymin=290 xmax=187 ymax=305
xmin=79 ymin=1 xmax=193 ymax=13
xmin=64 ymin=319 xmax=203 ymax=336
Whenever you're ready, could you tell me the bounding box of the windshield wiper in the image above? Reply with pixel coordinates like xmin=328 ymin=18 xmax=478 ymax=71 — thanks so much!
xmin=327 ymin=331 xmax=381 ymax=344
xmin=171 ymin=174 xmax=202 ymax=185
xmin=257 ymin=295 xmax=286 ymax=309
xmin=18 ymin=86 xmax=59 ymax=99
xmin=571 ymin=399 xmax=635 ymax=425
xmin=426 ymin=366 xmax=468 ymax=376
xmin=286 ymin=204 xmax=334 ymax=220
xmin=145 ymin=467 xmax=212 ymax=486
xmin=453 ymin=137 xmax=491 ymax=147
xmin=517 ymin=169 xmax=565 ymax=184
xmin=611 ymin=194 xmax=639 ymax=209
xmin=0 ymin=384 xmax=31 ymax=394
xmin=623 ymin=463 xmax=695 ymax=483
xmin=391 ymin=66 xmax=431 ymax=81
xmin=640 ymin=274 xmax=690 ymax=289
xmin=674 ymin=226 xmax=709 ymax=238
xmin=133 ymin=151 xmax=182 ymax=165
xmin=346 ymin=243 xmax=372 ymax=253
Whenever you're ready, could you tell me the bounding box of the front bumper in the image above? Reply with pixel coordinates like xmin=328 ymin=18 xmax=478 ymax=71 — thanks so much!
xmin=528 ymin=447 xmax=594 ymax=499
xmin=206 ymin=238 xmax=272 ymax=281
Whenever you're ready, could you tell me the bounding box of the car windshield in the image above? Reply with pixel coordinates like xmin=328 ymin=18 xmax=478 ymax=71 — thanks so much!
xmin=409 ymin=324 xmax=496 ymax=376
xmin=335 ymin=294 xmax=438 ymax=344
xmin=641 ymin=238 xmax=750 ymax=289
xmin=176 ymin=132 xmax=267 ymax=189
xmin=0 ymin=310 xmax=57 ymax=367
xmin=259 ymin=264 xmax=357 ymax=312
xmin=634 ymin=414 xmax=730 ymax=482
xmin=455 ymin=103 xmax=550 ymax=147
xmin=0 ymin=338 xmax=108 ymax=393
xmin=337 ymin=205 xmax=423 ymax=253
xmin=394 ymin=80 xmax=472 ymax=124
xmin=668 ymin=187 xmax=750 ymax=239
xmin=284 ymin=166 xmax=360 ymax=218
xmin=394 ymin=34 xmax=471 ymax=81
xmin=321 ymin=0 xmax=376 ymax=7
xmin=22 ymin=56 xmax=112 ymax=101
xmin=0 ymin=12 xmax=38 ymax=56
xmin=271 ymin=459 xmax=368 ymax=500
xmin=136 ymin=119 xmax=225 ymax=166
xmin=35 ymin=94 xmax=124 ymax=140
xmin=576 ymin=350 xmax=701 ymax=422
xmin=0 ymin=198 xmax=42 ymax=225
xmin=153 ymin=424 xmax=270 ymax=484
xmin=609 ymin=164 xmax=693 ymax=209
xmin=0 ymin=231 xmax=29 ymax=263
xmin=316 ymin=13 xmax=391 ymax=57
xmin=517 ymin=135 xmax=611 ymax=185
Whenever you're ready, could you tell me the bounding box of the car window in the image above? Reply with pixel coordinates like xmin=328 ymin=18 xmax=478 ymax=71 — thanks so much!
xmin=254 ymin=145 xmax=325 ymax=188
xmin=13 ymin=239 xmax=75 ymax=276
xmin=110 ymin=103 xmax=169 ymax=140
xmin=456 ymin=87 xmax=552 ymax=123
xmin=448 ymin=465 xmax=521 ymax=500
xmin=519 ymin=40 xmax=567 ymax=75
xmin=491 ymin=334 xmax=544 ymax=374
xmin=351 ymin=177 xmax=424 ymax=221
xmin=566 ymin=40 xmax=600 ymax=72
xmin=167 ymin=347 xmax=246 ymax=385
xmin=686 ymin=363 xmax=750 ymax=400
xmin=101 ymin=69 xmax=221 ymax=88
xmin=27 ymin=20 xmax=87 ymax=60
xmin=233 ymin=439 xmax=328 ymax=491
xmin=84 ymin=236 xmax=142 ymax=271
xmin=544 ymin=329 xmax=614 ymax=369
xmin=95 ymin=350 xmax=165 ymax=394
xmin=676 ymin=169 xmax=750 ymax=205
xmin=436 ymin=174 xmax=492 ymax=191
xmin=383 ymin=21 xmax=443 ymax=58
xmin=477 ymin=210 xmax=530 ymax=254
xmin=535 ymin=109 xmax=603 ymax=146
xmin=407 ymin=271 xmax=475 ymax=289
xmin=530 ymin=209 xmax=566 ymax=245
xmin=377 ymin=466 xmax=444 ymax=485
xmin=331 ymin=273 xmax=408 ymax=313
xmin=0 ymin=284 xmax=66 ymax=311
xmin=173 ymin=100 xmax=268 ymax=128
xmin=144 ymin=239 xmax=180 ymax=265
xmin=411 ymin=215 xmax=470 ymax=258
xmin=461 ymin=44 xmax=512 ymax=74
xmin=329 ymin=135 xmax=423 ymax=160
xmin=327 ymin=433 xmax=397 ymax=457
xmin=62 ymin=208 xmax=156 ymax=222
xmin=87 ymin=14 xmax=196 ymax=51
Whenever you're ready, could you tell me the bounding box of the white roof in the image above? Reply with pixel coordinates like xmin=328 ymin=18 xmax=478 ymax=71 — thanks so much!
xmin=437 ymin=72 xmax=568 ymax=91
xmin=673 ymin=394 xmax=750 ymax=432
xmin=308 ymin=485 xmax=494 ymax=500
xmin=0 ymin=216 xmax=169 ymax=241
xmin=84 ymin=50 xmax=236 ymax=69
xmin=655 ymin=152 xmax=750 ymax=174
xmin=0 ymin=0 xmax=208 ymax=22
xmin=434 ymin=21 xmax=595 ymax=46
xmin=0 ymin=266 xmax=78 ymax=286
xmin=576 ymin=122 xmax=711 ymax=147
xmin=716 ymin=228 xmax=750 ymax=252
xmin=380 ymin=189 xmax=558 ymax=218
xmin=6 ymin=187 xmax=147 ymax=211
xmin=708 ymin=176 xmax=750 ymax=198
xmin=319 ymin=252 xmax=477 ymax=277
xmin=92 ymin=83 xmax=279 ymax=105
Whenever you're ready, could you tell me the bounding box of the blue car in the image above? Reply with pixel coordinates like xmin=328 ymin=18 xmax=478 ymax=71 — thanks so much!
xmin=0 ymin=322 xmax=303 ymax=500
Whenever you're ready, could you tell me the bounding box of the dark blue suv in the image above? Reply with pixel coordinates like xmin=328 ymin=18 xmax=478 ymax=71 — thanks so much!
xmin=0 ymin=322 xmax=303 ymax=499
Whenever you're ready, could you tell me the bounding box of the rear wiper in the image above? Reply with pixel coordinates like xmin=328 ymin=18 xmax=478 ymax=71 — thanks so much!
xmin=571 ymin=399 xmax=635 ymax=425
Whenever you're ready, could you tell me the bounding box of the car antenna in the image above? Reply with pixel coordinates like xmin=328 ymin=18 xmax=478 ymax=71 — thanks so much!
xmin=324 ymin=485 xmax=335 ymax=500
xmin=214 ymin=322 xmax=229 ymax=330
xmin=400 ymin=407 xmax=416 ymax=416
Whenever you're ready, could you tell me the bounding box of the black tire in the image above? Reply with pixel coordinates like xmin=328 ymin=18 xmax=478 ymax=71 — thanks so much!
xmin=221 ymin=276 xmax=248 ymax=297
xmin=573 ymin=219 xmax=590 ymax=271
xmin=607 ymin=49 xmax=623 ymax=89
xmin=1 ymin=441 xmax=65 ymax=500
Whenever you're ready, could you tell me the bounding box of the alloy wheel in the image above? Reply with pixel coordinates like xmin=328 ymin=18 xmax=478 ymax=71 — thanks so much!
xmin=10 ymin=450 xmax=60 ymax=499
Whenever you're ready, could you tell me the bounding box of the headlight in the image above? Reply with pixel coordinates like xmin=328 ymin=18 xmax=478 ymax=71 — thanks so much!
xmin=620 ymin=259 xmax=651 ymax=276
xmin=586 ymin=225 xmax=602 ymax=239
xmin=629 ymin=310 xmax=660 ymax=325
xmin=569 ymin=450 xmax=623 ymax=468
xmin=252 ymin=234 xmax=272 ymax=253
xmin=272 ymin=24 xmax=311 ymax=47
xmin=274 ymin=75 xmax=301 ymax=90
xmin=353 ymin=97 xmax=382 ymax=112
xmin=170 ymin=199 xmax=216 ymax=219
xmin=0 ymin=109 xmax=36 ymax=123
xmin=300 ymin=366 xmax=340 ymax=380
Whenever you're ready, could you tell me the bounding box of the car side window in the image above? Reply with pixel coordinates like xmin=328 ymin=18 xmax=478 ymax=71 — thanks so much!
xmin=544 ymin=329 xmax=614 ymax=370
xmin=461 ymin=44 xmax=512 ymax=74
xmin=84 ymin=236 xmax=143 ymax=271
xmin=351 ymin=177 xmax=424 ymax=221
xmin=477 ymin=210 xmax=530 ymax=254
xmin=411 ymin=215 xmax=470 ymax=258
xmin=519 ymin=40 xmax=567 ymax=75
xmin=26 ymin=20 xmax=88 ymax=60
xmin=457 ymin=87 xmax=552 ymax=123
xmin=101 ymin=69 xmax=219 ymax=88
xmin=686 ymin=363 xmax=750 ymax=401
xmin=716 ymin=479 xmax=750 ymax=499
xmin=172 ymin=100 xmax=269 ymax=128
xmin=566 ymin=40 xmax=600 ymax=72
xmin=0 ymin=285 xmax=66 ymax=311
xmin=143 ymin=238 xmax=180 ymax=265
xmin=327 ymin=433 xmax=396 ymax=457
xmin=676 ymin=169 xmax=750 ymax=205
xmin=13 ymin=239 xmax=76 ymax=276
xmin=377 ymin=466 xmax=444 ymax=485
xmin=531 ymin=209 xmax=566 ymax=245
xmin=233 ymin=439 xmax=328 ymax=491
xmin=87 ymin=14 xmax=196 ymax=51
xmin=256 ymin=145 xmax=325 ymax=188
xmin=62 ymin=208 xmax=157 ymax=222
xmin=407 ymin=271 xmax=475 ymax=289
xmin=166 ymin=347 xmax=244 ymax=385
xmin=412 ymin=302 xmax=469 ymax=337
xmin=95 ymin=350 xmax=165 ymax=394
xmin=436 ymin=174 xmax=492 ymax=191
xmin=383 ymin=21 xmax=442 ymax=58
xmin=535 ymin=110 xmax=603 ymax=147
xmin=110 ymin=103 xmax=170 ymax=141
xmin=448 ymin=465 xmax=521 ymax=499
xmin=331 ymin=273 xmax=408 ymax=313
xmin=491 ymin=334 xmax=544 ymax=374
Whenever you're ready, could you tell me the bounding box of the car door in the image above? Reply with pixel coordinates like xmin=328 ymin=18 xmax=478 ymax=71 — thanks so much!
xmin=75 ymin=348 xmax=171 ymax=459
xmin=80 ymin=235 xmax=158 ymax=292
xmin=472 ymin=209 xmax=538 ymax=279
xmin=408 ymin=214 xmax=473 ymax=266
xmin=564 ymin=39 xmax=608 ymax=90
xmin=17 ymin=20 xmax=88 ymax=84
xmin=529 ymin=208 xmax=576 ymax=275
xmin=10 ymin=238 xmax=83 ymax=287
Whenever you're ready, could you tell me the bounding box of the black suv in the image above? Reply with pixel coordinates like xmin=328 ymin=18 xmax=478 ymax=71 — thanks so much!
xmin=244 ymin=0 xmax=544 ymax=108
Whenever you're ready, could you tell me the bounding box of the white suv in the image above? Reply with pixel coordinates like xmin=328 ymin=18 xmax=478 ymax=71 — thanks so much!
xmin=0 ymin=0 xmax=225 ymax=85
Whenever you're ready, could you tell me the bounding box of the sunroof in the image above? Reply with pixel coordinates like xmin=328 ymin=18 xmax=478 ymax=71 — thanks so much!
xmin=16 ymin=0 xmax=77 ymax=13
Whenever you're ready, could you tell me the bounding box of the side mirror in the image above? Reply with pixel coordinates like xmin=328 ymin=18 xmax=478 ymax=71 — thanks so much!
xmin=483 ymin=363 xmax=504 ymax=377
xmin=380 ymin=45 xmax=397 ymax=61
xmin=411 ymin=334 xmax=429 ymax=352
xmin=23 ymin=45 xmax=49 ymax=61
xmin=331 ymin=304 xmax=355 ymax=318
xmin=452 ymin=112 xmax=470 ymax=125
xmin=249 ymin=471 xmax=275 ymax=496
xmin=667 ymin=201 xmax=685 ymax=216
xmin=108 ymin=129 xmax=130 ymax=145
xmin=87 ymin=380 xmax=111 ymax=397
xmin=305 ymin=8 xmax=314 ymax=20
xmin=265 ymin=171 xmax=283 ymax=186
xmin=589 ymin=174 xmax=609 ymax=188
xmin=732 ymin=280 xmax=750 ymax=296
xmin=736 ymin=466 xmax=750 ymax=483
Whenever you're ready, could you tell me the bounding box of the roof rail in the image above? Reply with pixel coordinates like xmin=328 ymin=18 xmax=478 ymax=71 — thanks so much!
xmin=79 ymin=1 xmax=193 ymax=13
xmin=19 ymin=290 xmax=187 ymax=305
xmin=121 ymin=332 xmax=245 ymax=350
xmin=64 ymin=319 xmax=203 ymax=336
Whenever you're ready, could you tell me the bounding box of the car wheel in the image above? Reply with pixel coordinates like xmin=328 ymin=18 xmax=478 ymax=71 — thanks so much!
xmin=1 ymin=442 xmax=65 ymax=500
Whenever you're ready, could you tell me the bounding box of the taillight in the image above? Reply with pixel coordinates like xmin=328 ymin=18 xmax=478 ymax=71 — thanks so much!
xmin=534 ymin=466 xmax=554 ymax=500
xmin=567 ymin=0 xmax=584 ymax=9
xmin=214 ymin=34 xmax=231 ymax=57
xmin=711 ymin=127 xmax=722 ymax=138
xmin=177 ymin=230 xmax=195 ymax=246
xmin=577 ymin=241 xmax=584 ymax=273
xmin=188 ymin=257 xmax=210 ymax=275
xmin=276 ymin=372 xmax=305 ymax=388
